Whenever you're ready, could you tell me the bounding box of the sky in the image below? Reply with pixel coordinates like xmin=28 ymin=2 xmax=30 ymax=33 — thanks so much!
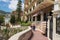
xmin=0 ymin=0 xmax=24 ymax=12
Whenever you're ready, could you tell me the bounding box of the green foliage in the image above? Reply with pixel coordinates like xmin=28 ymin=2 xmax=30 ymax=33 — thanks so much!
xmin=16 ymin=0 xmax=22 ymax=12
xmin=10 ymin=15 xmax=15 ymax=24
xmin=2 ymin=28 xmax=23 ymax=40
xmin=6 ymin=23 xmax=10 ymax=27
xmin=3 ymin=28 xmax=10 ymax=40
xmin=16 ymin=0 xmax=22 ymax=21
xmin=0 ymin=26 xmax=28 ymax=40
xmin=0 ymin=16 xmax=4 ymax=25
xmin=21 ymin=22 xmax=32 ymax=26
xmin=16 ymin=18 xmax=21 ymax=22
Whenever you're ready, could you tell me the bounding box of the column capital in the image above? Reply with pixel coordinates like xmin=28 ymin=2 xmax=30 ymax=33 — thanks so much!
xmin=55 ymin=0 xmax=60 ymax=3
xmin=52 ymin=13 xmax=58 ymax=17
xmin=52 ymin=10 xmax=60 ymax=14
xmin=48 ymin=16 xmax=51 ymax=19
xmin=35 ymin=2 xmax=37 ymax=7
xmin=40 ymin=11 xmax=43 ymax=14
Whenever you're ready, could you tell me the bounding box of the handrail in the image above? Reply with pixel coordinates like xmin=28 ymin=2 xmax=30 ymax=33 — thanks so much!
xmin=8 ymin=28 xmax=32 ymax=40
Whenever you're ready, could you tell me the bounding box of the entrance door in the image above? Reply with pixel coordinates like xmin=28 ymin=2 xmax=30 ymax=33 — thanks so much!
xmin=49 ymin=12 xmax=53 ymax=40
xmin=56 ymin=17 xmax=60 ymax=34
xmin=50 ymin=16 xmax=53 ymax=40
xmin=56 ymin=16 xmax=60 ymax=40
xmin=37 ymin=14 xmax=40 ymax=21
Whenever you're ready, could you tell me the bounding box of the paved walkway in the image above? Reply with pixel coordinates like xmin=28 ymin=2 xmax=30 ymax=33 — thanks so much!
xmin=30 ymin=30 xmax=48 ymax=40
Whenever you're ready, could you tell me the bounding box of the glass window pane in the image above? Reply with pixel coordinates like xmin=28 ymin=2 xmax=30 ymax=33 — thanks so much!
xmin=56 ymin=17 xmax=60 ymax=34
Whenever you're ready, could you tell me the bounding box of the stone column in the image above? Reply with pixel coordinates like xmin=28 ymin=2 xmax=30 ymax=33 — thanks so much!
xmin=31 ymin=16 xmax=33 ymax=22
xmin=28 ymin=10 xmax=30 ymax=13
xmin=35 ymin=16 xmax=37 ymax=22
xmin=35 ymin=2 xmax=37 ymax=7
xmin=52 ymin=13 xmax=58 ymax=40
xmin=47 ymin=16 xmax=51 ymax=40
xmin=41 ymin=13 xmax=44 ymax=21
xmin=52 ymin=0 xmax=60 ymax=40
xmin=32 ymin=7 xmax=33 ymax=11
xmin=29 ymin=16 xmax=30 ymax=22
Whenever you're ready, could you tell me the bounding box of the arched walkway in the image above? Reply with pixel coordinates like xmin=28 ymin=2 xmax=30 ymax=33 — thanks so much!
xmin=30 ymin=30 xmax=48 ymax=40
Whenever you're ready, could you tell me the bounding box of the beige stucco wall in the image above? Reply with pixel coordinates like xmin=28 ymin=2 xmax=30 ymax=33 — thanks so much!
xmin=21 ymin=15 xmax=27 ymax=22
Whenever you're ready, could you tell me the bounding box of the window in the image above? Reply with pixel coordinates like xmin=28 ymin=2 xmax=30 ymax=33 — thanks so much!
xmin=30 ymin=0 xmax=31 ymax=3
xmin=38 ymin=0 xmax=41 ymax=4
xmin=30 ymin=8 xmax=31 ymax=12
xmin=33 ymin=17 xmax=35 ymax=21
xmin=56 ymin=17 xmax=60 ymax=35
xmin=32 ymin=0 xmax=33 ymax=2
xmin=37 ymin=14 xmax=40 ymax=21
xmin=44 ymin=13 xmax=47 ymax=21
xmin=37 ymin=0 xmax=44 ymax=5
xmin=33 ymin=6 xmax=35 ymax=10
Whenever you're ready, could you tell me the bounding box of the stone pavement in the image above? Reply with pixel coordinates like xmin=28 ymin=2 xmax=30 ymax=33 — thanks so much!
xmin=30 ymin=30 xmax=48 ymax=40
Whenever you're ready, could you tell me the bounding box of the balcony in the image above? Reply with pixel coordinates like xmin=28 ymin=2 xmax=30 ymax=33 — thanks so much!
xmin=26 ymin=0 xmax=54 ymax=16
xmin=37 ymin=0 xmax=44 ymax=5
xmin=8 ymin=27 xmax=48 ymax=40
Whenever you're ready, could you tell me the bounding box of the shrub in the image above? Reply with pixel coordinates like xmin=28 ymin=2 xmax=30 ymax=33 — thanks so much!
xmin=21 ymin=22 xmax=32 ymax=26
xmin=0 ymin=16 xmax=4 ymax=25
xmin=10 ymin=15 xmax=15 ymax=24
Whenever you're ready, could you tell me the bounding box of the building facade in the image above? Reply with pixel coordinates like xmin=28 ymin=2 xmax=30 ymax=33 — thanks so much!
xmin=4 ymin=13 xmax=11 ymax=25
xmin=24 ymin=0 xmax=60 ymax=40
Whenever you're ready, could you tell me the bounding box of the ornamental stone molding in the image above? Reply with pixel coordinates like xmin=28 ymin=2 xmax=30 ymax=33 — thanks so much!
xmin=48 ymin=16 xmax=51 ymax=19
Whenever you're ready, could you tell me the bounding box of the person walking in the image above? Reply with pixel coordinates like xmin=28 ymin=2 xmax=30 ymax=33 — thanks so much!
xmin=32 ymin=25 xmax=35 ymax=31
xmin=30 ymin=23 xmax=36 ymax=31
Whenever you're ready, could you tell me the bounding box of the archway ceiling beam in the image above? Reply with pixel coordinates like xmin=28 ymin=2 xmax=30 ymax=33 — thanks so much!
xmin=27 ymin=0 xmax=54 ymax=16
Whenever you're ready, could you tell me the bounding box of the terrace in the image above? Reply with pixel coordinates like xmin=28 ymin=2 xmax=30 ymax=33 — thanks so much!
xmin=8 ymin=27 xmax=48 ymax=40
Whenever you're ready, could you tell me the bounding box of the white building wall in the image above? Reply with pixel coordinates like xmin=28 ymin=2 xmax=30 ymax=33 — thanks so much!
xmin=53 ymin=0 xmax=60 ymax=40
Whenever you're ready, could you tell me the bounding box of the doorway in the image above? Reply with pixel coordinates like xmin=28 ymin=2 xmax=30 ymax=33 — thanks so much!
xmin=49 ymin=12 xmax=53 ymax=40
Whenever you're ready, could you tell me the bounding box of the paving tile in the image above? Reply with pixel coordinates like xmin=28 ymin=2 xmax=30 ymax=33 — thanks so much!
xmin=30 ymin=30 xmax=48 ymax=40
